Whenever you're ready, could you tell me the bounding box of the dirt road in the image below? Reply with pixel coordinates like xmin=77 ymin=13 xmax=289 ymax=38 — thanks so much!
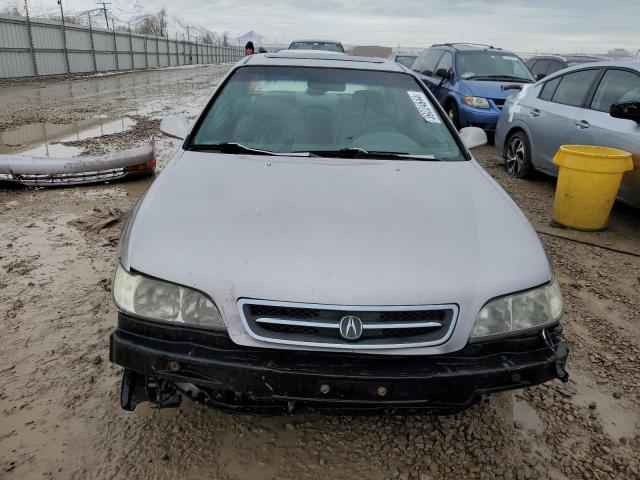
xmin=1 ymin=65 xmax=639 ymax=480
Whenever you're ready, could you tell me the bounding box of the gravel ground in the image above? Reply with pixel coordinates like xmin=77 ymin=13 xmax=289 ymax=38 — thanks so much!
xmin=1 ymin=65 xmax=639 ymax=480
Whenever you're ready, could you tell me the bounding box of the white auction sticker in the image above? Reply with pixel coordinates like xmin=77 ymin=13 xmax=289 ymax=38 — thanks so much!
xmin=407 ymin=91 xmax=441 ymax=123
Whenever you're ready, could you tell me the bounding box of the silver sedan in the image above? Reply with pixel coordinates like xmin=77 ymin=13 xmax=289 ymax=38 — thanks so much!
xmin=108 ymin=52 xmax=568 ymax=414
xmin=495 ymin=61 xmax=640 ymax=207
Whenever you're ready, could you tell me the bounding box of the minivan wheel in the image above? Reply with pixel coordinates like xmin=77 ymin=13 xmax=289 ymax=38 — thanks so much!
xmin=504 ymin=131 xmax=533 ymax=178
xmin=445 ymin=102 xmax=459 ymax=128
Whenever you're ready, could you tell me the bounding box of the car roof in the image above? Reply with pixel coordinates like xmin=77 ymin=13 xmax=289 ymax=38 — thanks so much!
xmin=538 ymin=60 xmax=640 ymax=81
xmin=527 ymin=54 xmax=607 ymax=63
xmin=279 ymin=49 xmax=347 ymax=55
xmin=391 ymin=52 xmax=418 ymax=57
xmin=242 ymin=51 xmax=405 ymax=72
xmin=289 ymin=39 xmax=343 ymax=45
xmin=429 ymin=43 xmax=504 ymax=52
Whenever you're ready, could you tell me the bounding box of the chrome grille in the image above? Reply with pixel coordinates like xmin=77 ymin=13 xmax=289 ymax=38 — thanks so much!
xmin=238 ymin=300 xmax=459 ymax=349
xmin=9 ymin=168 xmax=127 ymax=186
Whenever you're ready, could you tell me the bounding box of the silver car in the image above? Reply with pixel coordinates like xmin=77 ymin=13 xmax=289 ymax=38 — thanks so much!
xmin=387 ymin=50 xmax=419 ymax=69
xmin=110 ymin=52 xmax=568 ymax=415
xmin=496 ymin=61 xmax=640 ymax=207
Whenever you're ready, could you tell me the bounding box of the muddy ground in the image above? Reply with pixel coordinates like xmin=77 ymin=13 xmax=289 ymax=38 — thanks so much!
xmin=1 ymin=64 xmax=639 ymax=480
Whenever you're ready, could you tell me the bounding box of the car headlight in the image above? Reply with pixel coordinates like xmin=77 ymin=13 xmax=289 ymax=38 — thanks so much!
xmin=471 ymin=278 xmax=563 ymax=341
xmin=112 ymin=263 xmax=225 ymax=329
xmin=463 ymin=96 xmax=490 ymax=109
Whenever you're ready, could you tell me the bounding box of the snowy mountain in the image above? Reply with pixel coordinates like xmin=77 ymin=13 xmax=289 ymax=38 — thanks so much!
xmin=0 ymin=0 xmax=216 ymax=39
xmin=231 ymin=31 xmax=272 ymax=47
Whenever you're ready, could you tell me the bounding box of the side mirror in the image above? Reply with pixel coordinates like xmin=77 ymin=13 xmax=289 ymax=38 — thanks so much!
xmin=535 ymin=73 xmax=546 ymax=81
xmin=459 ymin=127 xmax=488 ymax=149
xmin=421 ymin=69 xmax=433 ymax=77
xmin=435 ymin=68 xmax=451 ymax=80
xmin=160 ymin=115 xmax=191 ymax=139
xmin=610 ymin=102 xmax=640 ymax=123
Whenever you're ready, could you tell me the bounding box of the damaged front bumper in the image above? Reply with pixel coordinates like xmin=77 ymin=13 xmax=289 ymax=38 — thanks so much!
xmin=0 ymin=142 xmax=155 ymax=187
xmin=110 ymin=313 xmax=569 ymax=415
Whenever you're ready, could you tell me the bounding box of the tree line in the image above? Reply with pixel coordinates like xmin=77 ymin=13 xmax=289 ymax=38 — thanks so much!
xmin=0 ymin=6 xmax=230 ymax=45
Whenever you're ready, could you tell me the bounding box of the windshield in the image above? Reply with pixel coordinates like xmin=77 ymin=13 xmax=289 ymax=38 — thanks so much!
xmin=395 ymin=55 xmax=417 ymax=68
xmin=456 ymin=52 xmax=534 ymax=81
xmin=288 ymin=42 xmax=344 ymax=53
xmin=190 ymin=66 xmax=465 ymax=160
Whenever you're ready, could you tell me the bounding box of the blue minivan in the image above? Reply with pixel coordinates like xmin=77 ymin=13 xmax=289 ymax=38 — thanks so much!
xmin=412 ymin=44 xmax=534 ymax=132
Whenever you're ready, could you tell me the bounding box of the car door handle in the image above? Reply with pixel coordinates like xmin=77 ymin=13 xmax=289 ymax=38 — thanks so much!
xmin=530 ymin=109 xmax=541 ymax=117
xmin=575 ymin=120 xmax=590 ymax=129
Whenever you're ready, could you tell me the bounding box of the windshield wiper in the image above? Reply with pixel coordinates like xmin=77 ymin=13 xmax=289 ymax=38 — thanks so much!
xmin=190 ymin=142 xmax=282 ymax=156
xmin=466 ymin=75 xmax=533 ymax=83
xmin=294 ymin=148 xmax=439 ymax=161
xmin=191 ymin=144 xmax=440 ymax=161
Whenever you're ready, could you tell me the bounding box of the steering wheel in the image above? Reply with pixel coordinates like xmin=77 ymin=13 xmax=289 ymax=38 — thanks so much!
xmin=350 ymin=120 xmax=404 ymax=142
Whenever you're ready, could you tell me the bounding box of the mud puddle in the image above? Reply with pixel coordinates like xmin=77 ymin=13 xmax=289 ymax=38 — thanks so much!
xmin=567 ymin=371 xmax=640 ymax=441
xmin=0 ymin=116 xmax=136 ymax=157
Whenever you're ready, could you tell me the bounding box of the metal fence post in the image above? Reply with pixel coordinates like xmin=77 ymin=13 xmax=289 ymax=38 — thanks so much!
xmin=112 ymin=19 xmax=119 ymax=70
xmin=175 ymin=33 xmax=179 ymax=65
xmin=155 ymin=35 xmax=159 ymax=67
xmin=58 ymin=0 xmax=70 ymax=73
xmin=88 ymin=12 xmax=97 ymax=72
xmin=144 ymin=35 xmax=148 ymax=69
xmin=24 ymin=3 xmax=38 ymax=76
xmin=166 ymin=36 xmax=170 ymax=66
xmin=128 ymin=24 xmax=134 ymax=69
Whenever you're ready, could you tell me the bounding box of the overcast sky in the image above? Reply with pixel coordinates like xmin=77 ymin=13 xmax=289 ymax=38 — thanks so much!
xmin=4 ymin=0 xmax=639 ymax=53
xmin=150 ymin=0 xmax=639 ymax=53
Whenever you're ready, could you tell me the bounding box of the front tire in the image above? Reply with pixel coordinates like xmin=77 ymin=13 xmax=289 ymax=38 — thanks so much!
xmin=504 ymin=131 xmax=533 ymax=178
xmin=445 ymin=102 xmax=459 ymax=129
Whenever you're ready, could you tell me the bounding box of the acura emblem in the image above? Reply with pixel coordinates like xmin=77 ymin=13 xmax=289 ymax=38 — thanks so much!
xmin=339 ymin=315 xmax=363 ymax=341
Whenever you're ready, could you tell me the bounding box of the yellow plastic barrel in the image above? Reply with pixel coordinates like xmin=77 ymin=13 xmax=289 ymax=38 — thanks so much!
xmin=552 ymin=145 xmax=634 ymax=231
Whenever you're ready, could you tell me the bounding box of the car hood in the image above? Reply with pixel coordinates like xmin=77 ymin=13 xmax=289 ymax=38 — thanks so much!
xmin=461 ymin=79 xmax=529 ymax=100
xmin=121 ymin=151 xmax=552 ymax=354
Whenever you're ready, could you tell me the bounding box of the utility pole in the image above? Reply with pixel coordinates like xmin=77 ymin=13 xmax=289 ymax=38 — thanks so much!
xmin=96 ymin=1 xmax=111 ymax=30
xmin=159 ymin=9 xmax=166 ymax=37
